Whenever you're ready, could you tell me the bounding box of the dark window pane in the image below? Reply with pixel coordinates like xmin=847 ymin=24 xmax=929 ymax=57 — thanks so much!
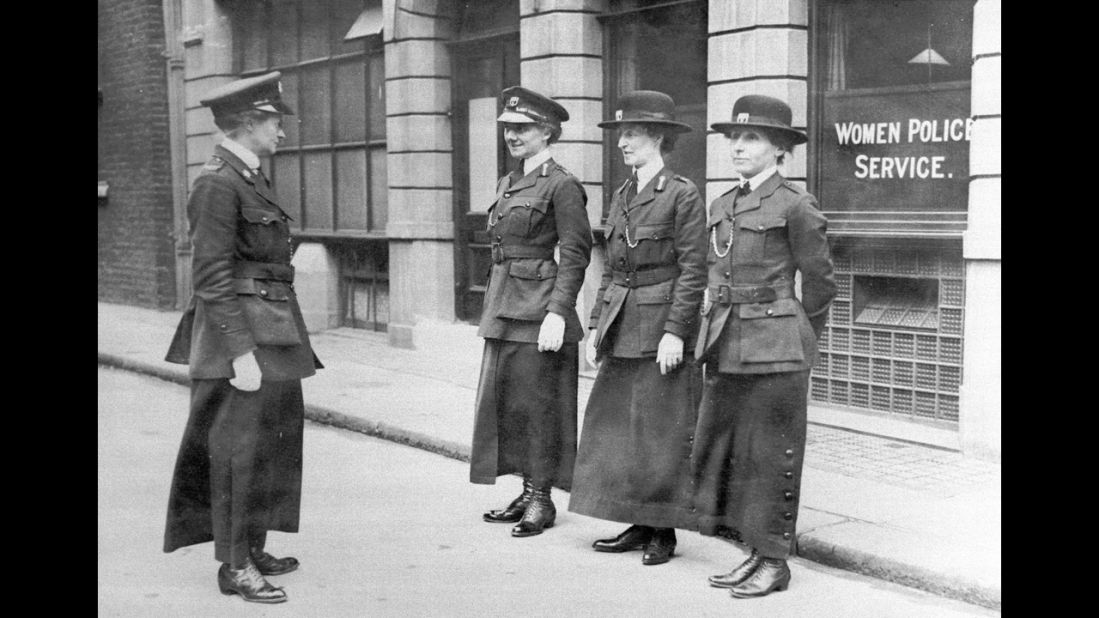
xmin=303 ymin=153 xmax=334 ymax=231
xmin=270 ymin=1 xmax=299 ymax=66
xmin=369 ymin=146 xmax=388 ymax=231
xmin=300 ymin=67 xmax=333 ymax=146
xmin=273 ymin=153 xmax=302 ymax=228
xmin=336 ymin=149 xmax=368 ymax=231
xmin=301 ymin=0 xmax=332 ymax=61
xmin=334 ymin=60 xmax=367 ymax=142
xmin=369 ymin=53 xmax=386 ymax=138
xmin=334 ymin=0 xmax=367 ymax=54
xmin=279 ymin=72 xmax=300 ymax=147
xmin=237 ymin=0 xmax=268 ymax=71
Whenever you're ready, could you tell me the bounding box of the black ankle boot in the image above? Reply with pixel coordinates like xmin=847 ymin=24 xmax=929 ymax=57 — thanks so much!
xmin=641 ymin=528 xmax=677 ymax=565
xmin=250 ymin=546 xmax=300 ymax=576
xmin=511 ymin=485 xmax=556 ymax=537
xmin=709 ymin=549 xmax=762 ymax=588
xmin=484 ymin=476 xmax=534 ymax=523
xmin=592 ymin=524 xmax=653 ymax=552
xmin=728 ymin=557 xmax=791 ymax=598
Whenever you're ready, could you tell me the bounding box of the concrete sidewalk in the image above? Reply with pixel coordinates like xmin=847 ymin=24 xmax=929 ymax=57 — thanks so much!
xmin=98 ymin=301 xmax=1001 ymax=610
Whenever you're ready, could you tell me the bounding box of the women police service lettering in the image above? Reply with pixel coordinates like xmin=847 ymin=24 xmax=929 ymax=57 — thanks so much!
xmin=162 ymin=71 xmax=321 ymax=605
xmin=567 ymin=91 xmax=707 ymax=567
xmin=690 ymin=94 xmax=836 ymax=599
xmin=470 ymin=86 xmax=593 ymax=539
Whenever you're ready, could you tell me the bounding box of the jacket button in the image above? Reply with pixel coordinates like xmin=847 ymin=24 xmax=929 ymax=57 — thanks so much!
xmin=784 ymin=471 xmax=793 ymax=479
xmin=262 ymin=216 xmax=269 ymax=221
xmin=495 ymin=234 xmax=502 ymax=241
xmin=504 ymin=193 xmax=511 ymax=198
xmin=664 ymin=295 xmax=670 ymax=301
xmin=784 ymin=491 xmax=795 ymax=501
xmin=784 ymin=512 xmax=793 ymax=520
xmin=785 ymin=449 xmax=794 ymax=457
xmin=766 ymin=309 xmax=774 ymax=316
xmin=783 ymin=532 xmax=792 ymax=539
xmin=260 ymin=289 xmax=268 ymax=296
xmin=651 ymin=233 xmax=659 ymax=239
xmin=758 ymin=224 xmax=764 ymax=230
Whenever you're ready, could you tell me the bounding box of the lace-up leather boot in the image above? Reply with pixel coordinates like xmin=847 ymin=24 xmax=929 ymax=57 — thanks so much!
xmin=728 ymin=557 xmax=791 ymax=599
xmin=250 ymin=547 xmax=300 ymax=576
xmin=484 ymin=476 xmax=534 ymax=523
xmin=708 ymin=549 xmax=762 ymax=588
xmin=641 ymin=528 xmax=677 ymax=565
xmin=217 ymin=558 xmax=288 ymax=603
xmin=511 ymin=485 xmax=555 ymax=537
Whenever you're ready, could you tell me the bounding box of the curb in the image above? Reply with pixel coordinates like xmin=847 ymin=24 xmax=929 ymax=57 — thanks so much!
xmin=797 ymin=535 xmax=1001 ymax=611
xmin=99 ymin=353 xmax=998 ymax=611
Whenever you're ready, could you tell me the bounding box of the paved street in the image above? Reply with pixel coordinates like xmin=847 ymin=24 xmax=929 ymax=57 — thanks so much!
xmin=99 ymin=366 xmax=997 ymax=617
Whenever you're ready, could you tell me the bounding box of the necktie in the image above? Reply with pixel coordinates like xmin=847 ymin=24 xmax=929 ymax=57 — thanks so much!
xmin=740 ymin=180 xmax=751 ymax=196
xmin=625 ymin=171 xmax=639 ymax=205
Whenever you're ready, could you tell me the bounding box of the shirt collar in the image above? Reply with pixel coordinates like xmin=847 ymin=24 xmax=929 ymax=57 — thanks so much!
xmin=743 ymin=165 xmax=778 ymax=190
xmin=523 ymin=147 xmax=554 ymax=176
xmin=221 ymin=137 xmax=261 ymax=171
xmin=633 ymin=156 xmax=665 ymax=193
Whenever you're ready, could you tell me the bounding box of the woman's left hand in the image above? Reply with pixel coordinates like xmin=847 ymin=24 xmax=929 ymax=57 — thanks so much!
xmin=538 ymin=312 xmax=566 ymax=352
xmin=656 ymin=333 xmax=684 ymax=375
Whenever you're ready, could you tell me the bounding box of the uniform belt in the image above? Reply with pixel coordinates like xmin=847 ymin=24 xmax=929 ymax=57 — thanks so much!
xmin=490 ymin=244 xmax=555 ymax=264
xmin=611 ymin=265 xmax=680 ymax=288
xmin=233 ymin=260 xmax=295 ymax=282
xmin=709 ymin=283 xmax=794 ymax=304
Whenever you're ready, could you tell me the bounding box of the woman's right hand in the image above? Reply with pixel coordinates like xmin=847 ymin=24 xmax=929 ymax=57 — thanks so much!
xmin=585 ymin=332 xmax=601 ymax=369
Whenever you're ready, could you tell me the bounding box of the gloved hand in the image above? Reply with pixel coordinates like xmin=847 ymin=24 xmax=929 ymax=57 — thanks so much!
xmin=230 ymin=352 xmax=262 ymax=392
xmin=537 ymin=312 xmax=566 ymax=353
xmin=585 ymin=331 xmax=601 ymax=369
xmin=655 ymin=332 xmax=684 ymax=375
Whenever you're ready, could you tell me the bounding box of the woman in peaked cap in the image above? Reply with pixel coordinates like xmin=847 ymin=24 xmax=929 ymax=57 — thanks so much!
xmin=568 ymin=91 xmax=707 ymax=566
xmin=690 ymin=94 xmax=836 ymax=598
xmin=470 ymin=86 xmax=592 ymax=538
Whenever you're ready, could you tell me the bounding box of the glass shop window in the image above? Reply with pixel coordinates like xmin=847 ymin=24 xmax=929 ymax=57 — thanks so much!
xmin=231 ymin=0 xmax=387 ymax=238
xmin=600 ymin=0 xmax=708 ymax=220
xmin=812 ymin=0 xmax=975 ymax=236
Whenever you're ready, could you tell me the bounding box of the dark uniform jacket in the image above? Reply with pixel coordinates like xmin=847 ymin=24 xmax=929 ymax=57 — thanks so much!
xmin=588 ymin=167 xmax=707 ymax=358
xmin=477 ymin=159 xmax=593 ymax=344
xmin=165 ymin=145 xmax=321 ymax=381
xmin=695 ymin=172 xmax=836 ymax=373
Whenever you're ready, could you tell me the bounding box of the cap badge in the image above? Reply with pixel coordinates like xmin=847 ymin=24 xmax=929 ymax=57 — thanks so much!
xmin=615 ymin=110 xmax=623 ymax=120
xmin=737 ymin=113 xmax=750 ymax=123
xmin=508 ymin=96 xmax=519 ymax=108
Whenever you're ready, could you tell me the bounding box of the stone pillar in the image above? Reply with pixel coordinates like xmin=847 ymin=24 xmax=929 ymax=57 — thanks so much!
xmin=384 ymin=0 xmax=455 ymax=348
xmin=706 ymin=0 xmax=809 ymax=201
xmin=292 ymin=242 xmax=341 ymax=333
xmin=520 ymin=0 xmax=607 ymax=368
xmin=959 ymin=0 xmax=1001 ymax=462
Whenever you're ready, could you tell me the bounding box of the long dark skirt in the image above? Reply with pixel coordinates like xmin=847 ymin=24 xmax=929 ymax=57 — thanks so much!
xmin=469 ymin=339 xmax=579 ymax=490
xmin=163 ymin=378 xmax=305 ymax=565
xmin=569 ymin=356 xmax=701 ymax=530
xmin=690 ymin=370 xmax=808 ymax=559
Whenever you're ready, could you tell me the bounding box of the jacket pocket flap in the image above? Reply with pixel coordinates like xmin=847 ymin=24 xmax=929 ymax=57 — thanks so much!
xmin=738 ymin=216 xmax=786 ymax=233
xmin=739 ymin=300 xmax=799 ymax=319
xmin=635 ymin=222 xmax=675 ymax=240
xmin=635 ymin=280 xmax=675 ymax=304
xmin=233 ymin=278 xmax=291 ymax=301
xmin=241 ymin=207 xmax=281 ymax=225
xmin=508 ymin=260 xmax=558 ymax=280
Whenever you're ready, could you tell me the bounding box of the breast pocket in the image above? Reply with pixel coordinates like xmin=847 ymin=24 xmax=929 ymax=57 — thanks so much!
xmin=232 ymin=278 xmax=302 ymax=346
xmin=631 ymin=221 xmax=676 ymax=267
xmin=240 ymin=206 xmax=286 ymax=251
xmin=734 ymin=215 xmax=786 ymax=263
xmin=737 ymin=298 xmax=805 ymax=364
xmin=636 ymin=279 xmax=675 ymax=354
xmin=497 ymin=197 xmax=549 ymax=238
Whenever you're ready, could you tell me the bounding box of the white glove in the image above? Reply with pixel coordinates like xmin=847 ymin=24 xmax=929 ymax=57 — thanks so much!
xmin=230 ymin=352 xmax=262 ymax=392
xmin=655 ymin=332 xmax=684 ymax=376
xmin=537 ymin=312 xmax=566 ymax=353
xmin=585 ymin=332 xmax=601 ymax=369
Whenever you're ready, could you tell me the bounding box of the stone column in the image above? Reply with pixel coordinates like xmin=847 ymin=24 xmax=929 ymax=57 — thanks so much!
xmin=384 ymin=0 xmax=456 ymax=348
xmin=959 ymin=0 xmax=1001 ymax=462
xmin=520 ymin=0 xmax=607 ymax=368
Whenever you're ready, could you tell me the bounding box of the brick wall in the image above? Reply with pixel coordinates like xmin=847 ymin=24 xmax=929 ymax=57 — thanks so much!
xmin=98 ymin=0 xmax=177 ymax=308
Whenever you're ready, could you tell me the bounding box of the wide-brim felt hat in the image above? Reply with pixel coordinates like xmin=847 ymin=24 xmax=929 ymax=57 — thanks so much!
xmin=497 ymin=86 xmax=569 ymax=125
xmin=598 ymin=90 xmax=692 ymax=133
xmin=711 ymin=94 xmax=806 ymax=145
xmin=200 ymin=71 xmax=295 ymax=116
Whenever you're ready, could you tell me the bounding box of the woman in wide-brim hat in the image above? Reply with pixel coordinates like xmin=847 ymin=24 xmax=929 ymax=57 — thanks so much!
xmin=470 ymin=86 xmax=592 ymax=538
xmin=689 ymin=94 xmax=836 ymax=598
xmin=568 ymin=90 xmax=708 ymax=566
